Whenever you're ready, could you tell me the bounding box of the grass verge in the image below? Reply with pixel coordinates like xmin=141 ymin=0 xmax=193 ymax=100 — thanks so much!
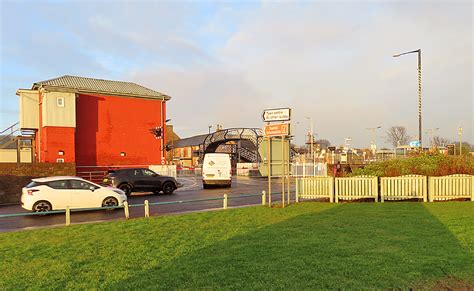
xmin=0 ymin=202 xmax=473 ymax=289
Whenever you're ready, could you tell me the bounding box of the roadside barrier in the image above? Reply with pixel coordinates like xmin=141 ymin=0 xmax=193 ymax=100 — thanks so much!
xmin=380 ymin=175 xmax=427 ymax=202
xmin=0 ymin=192 xmax=266 ymax=227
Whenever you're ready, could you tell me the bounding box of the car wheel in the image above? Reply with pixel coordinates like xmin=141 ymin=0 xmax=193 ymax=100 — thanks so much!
xmin=119 ymin=184 xmax=132 ymax=196
xmin=33 ymin=200 xmax=52 ymax=213
xmin=162 ymin=182 xmax=175 ymax=195
xmin=102 ymin=197 xmax=118 ymax=210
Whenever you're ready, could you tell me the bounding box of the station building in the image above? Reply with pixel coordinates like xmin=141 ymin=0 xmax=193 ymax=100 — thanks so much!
xmin=15 ymin=75 xmax=171 ymax=170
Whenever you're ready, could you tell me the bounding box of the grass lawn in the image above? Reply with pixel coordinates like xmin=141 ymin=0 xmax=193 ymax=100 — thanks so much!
xmin=1 ymin=202 xmax=473 ymax=289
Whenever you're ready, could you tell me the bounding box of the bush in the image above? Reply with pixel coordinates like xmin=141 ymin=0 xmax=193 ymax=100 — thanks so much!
xmin=351 ymin=154 xmax=474 ymax=177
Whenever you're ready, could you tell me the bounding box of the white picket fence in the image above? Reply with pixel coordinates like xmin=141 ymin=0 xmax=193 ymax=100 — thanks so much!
xmin=295 ymin=174 xmax=474 ymax=203
xmin=296 ymin=176 xmax=334 ymax=202
xmin=428 ymin=174 xmax=474 ymax=201
xmin=380 ymin=175 xmax=427 ymax=202
xmin=335 ymin=176 xmax=378 ymax=202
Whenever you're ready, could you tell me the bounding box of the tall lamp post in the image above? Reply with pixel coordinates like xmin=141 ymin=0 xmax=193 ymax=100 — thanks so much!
xmin=458 ymin=127 xmax=463 ymax=155
xmin=305 ymin=117 xmax=314 ymax=161
xmin=393 ymin=49 xmax=422 ymax=148
xmin=366 ymin=126 xmax=382 ymax=156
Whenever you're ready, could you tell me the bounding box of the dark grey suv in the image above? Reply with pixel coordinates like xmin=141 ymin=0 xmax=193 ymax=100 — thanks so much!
xmin=102 ymin=168 xmax=182 ymax=196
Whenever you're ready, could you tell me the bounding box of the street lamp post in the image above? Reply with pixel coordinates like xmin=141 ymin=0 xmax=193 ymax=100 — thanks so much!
xmin=305 ymin=117 xmax=314 ymax=161
xmin=425 ymin=128 xmax=440 ymax=147
xmin=393 ymin=49 xmax=422 ymax=148
xmin=366 ymin=126 xmax=382 ymax=156
xmin=208 ymin=125 xmax=212 ymax=134
xmin=458 ymin=127 xmax=463 ymax=155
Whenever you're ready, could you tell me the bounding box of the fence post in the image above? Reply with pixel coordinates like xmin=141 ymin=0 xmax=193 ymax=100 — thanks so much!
xmin=123 ymin=201 xmax=130 ymax=219
xmin=428 ymin=177 xmax=434 ymax=202
xmin=295 ymin=178 xmax=299 ymax=203
xmin=262 ymin=191 xmax=266 ymax=206
xmin=65 ymin=206 xmax=70 ymax=226
xmin=423 ymin=176 xmax=428 ymax=202
xmin=223 ymin=194 xmax=228 ymax=209
xmin=144 ymin=200 xmax=150 ymax=218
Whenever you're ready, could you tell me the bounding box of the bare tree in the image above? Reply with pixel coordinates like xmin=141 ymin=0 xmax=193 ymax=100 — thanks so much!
xmin=432 ymin=136 xmax=451 ymax=147
xmin=385 ymin=126 xmax=411 ymax=148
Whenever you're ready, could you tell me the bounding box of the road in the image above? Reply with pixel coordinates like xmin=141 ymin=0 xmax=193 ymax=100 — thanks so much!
xmin=0 ymin=176 xmax=295 ymax=232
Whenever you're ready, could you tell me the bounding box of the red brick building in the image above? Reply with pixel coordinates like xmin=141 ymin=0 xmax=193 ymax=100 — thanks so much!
xmin=16 ymin=75 xmax=170 ymax=170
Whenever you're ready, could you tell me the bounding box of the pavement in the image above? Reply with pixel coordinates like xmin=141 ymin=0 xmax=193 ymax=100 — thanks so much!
xmin=0 ymin=176 xmax=295 ymax=232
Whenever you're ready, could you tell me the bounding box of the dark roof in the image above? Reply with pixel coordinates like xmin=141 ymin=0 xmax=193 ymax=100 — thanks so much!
xmin=167 ymin=134 xmax=209 ymax=149
xmin=32 ymin=75 xmax=171 ymax=100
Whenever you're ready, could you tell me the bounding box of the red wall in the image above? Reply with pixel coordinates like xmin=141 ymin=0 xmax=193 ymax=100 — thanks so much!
xmin=75 ymin=93 xmax=165 ymax=167
xmin=39 ymin=127 xmax=76 ymax=163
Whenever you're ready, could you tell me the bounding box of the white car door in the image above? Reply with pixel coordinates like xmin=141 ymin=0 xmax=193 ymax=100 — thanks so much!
xmin=69 ymin=180 xmax=101 ymax=209
xmin=44 ymin=180 xmax=73 ymax=209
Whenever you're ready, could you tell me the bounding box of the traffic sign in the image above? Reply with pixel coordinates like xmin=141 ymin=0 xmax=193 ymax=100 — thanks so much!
xmin=263 ymin=123 xmax=289 ymax=137
xmin=409 ymin=140 xmax=421 ymax=147
xmin=262 ymin=108 xmax=291 ymax=122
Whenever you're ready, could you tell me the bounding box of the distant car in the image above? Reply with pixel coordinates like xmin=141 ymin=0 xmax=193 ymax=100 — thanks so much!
xmin=21 ymin=176 xmax=127 ymax=212
xmin=102 ymin=168 xmax=182 ymax=196
xmin=202 ymin=153 xmax=232 ymax=188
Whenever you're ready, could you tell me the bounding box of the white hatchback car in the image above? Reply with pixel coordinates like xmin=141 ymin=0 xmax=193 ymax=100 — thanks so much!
xmin=21 ymin=176 xmax=127 ymax=212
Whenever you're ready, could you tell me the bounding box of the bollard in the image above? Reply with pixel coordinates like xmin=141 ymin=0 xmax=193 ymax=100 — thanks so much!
xmin=144 ymin=200 xmax=150 ymax=218
xmin=223 ymin=194 xmax=228 ymax=209
xmin=262 ymin=191 xmax=266 ymax=206
xmin=123 ymin=201 xmax=130 ymax=219
xmin=65 ymin=206 xmax=70 ymax=226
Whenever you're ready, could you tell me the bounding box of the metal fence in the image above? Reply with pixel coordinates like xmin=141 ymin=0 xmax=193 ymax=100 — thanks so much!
xmin=0 ymin=192 xmax=267 ymax=227
xmin=291 ymin=162 xmax=327 ymax=177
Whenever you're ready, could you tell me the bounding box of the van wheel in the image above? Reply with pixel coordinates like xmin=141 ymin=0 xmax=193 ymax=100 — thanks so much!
xmin=33 ymin=201 xmax=52 ymax=212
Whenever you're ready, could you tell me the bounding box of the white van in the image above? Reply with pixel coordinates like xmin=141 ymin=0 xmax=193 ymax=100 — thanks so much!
xmin=202 ymin=153 xmax=232 ymax=188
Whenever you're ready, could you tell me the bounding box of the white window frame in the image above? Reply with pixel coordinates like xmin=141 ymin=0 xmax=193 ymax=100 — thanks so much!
xmin=56 ymin=97 xmax=65 ymax=107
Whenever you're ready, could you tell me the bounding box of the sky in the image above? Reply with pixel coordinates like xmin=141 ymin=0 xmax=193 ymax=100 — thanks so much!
xmin=0 ymin=0 xmax=472 ymax=148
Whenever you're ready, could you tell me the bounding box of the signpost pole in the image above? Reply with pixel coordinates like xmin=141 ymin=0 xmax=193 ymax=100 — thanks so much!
xmin=281 ymin=135 xmax=285 ymax=207
xmin=286 ymin=138 xmax=290 ymax=206
xmin=267 ymin=136 xmax=272 ymax=207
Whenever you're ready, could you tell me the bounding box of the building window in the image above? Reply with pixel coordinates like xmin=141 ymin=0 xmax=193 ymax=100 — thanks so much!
xmin=58 ymin=150 xmax=64 ymax=156
xmin=120 ymin=152 xmax=126 ymax=157
xmin=56 ymin=97 xmax=65 ymax=107
xmin=56 ymin=158 xmax=65 ymax=163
